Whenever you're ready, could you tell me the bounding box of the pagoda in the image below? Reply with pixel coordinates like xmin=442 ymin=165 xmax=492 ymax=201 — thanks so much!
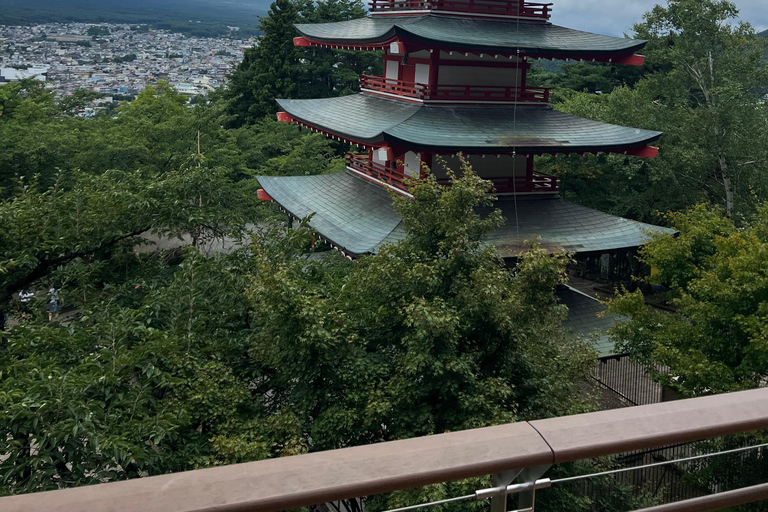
xmin=257 ymin=0 xmax=675 ymax=260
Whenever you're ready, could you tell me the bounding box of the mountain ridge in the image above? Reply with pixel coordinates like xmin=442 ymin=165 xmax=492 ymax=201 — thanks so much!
xmin=0 ymin=0 xmax=269 ymax=37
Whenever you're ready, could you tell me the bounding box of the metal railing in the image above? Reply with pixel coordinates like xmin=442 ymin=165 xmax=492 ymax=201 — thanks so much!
xmin=360 ymin=75 xmax=552 ymax=104
xmin=369 ymin=0 xmax=553 ymax=18
xmin=593 ymin=356 xmax=667 ymax=407
xmin=3 ymin=388 xmax=768 ymax=512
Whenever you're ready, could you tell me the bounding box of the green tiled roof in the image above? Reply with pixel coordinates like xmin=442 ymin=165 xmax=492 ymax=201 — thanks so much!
xmin=296 ymin=15 xmax=647 ymax=56
xmin=278 ymin=94 xmax=662 ymax=153
xmin=257 ymin=173 xmax=406 ymax=255
xmin=257 ymin=171 xmax=675 ymax=257
xmin=557 ymin=285 xmax=626 ymax=358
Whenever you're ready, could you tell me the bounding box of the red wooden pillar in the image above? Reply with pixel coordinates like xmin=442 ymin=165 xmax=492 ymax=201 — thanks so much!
xmin=526 ymin=154 xmax=534 ymax=190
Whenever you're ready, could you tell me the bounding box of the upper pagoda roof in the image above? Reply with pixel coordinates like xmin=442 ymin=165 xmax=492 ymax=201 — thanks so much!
xmin=278 ymin=94 xmax=662 ymax=153
xmin=257 ymin=171 xmax=675 ymax=258
xmin=295 ymin=15 xmax=646 ymax=58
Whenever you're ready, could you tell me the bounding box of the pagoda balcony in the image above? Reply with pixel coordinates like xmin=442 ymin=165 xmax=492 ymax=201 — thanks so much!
xmin=346 ymin=152 xmax=409 ymax=191
xmin=348 ymin=152 xmax=559 ymax=195
xmin=360 ymin=74 xmax=551 ymax=104
xmin=369 ymin=0 xmax=552 ymax=18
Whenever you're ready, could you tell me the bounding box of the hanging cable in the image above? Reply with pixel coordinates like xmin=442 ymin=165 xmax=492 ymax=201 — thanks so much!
xmin=510 ymin=7 xmax=522 ymax=237
xmin=383 ymin=494 xmax=477 ymax=512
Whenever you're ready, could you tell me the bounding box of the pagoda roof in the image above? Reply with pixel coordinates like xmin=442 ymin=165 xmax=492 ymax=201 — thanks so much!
xmin=257 ymin=171 xmax=675 ymax=258
xmin=295 ymin=15 xmax=646 ymax=57
xmin=277 ymin=94 xmax=662 ymax=153
xmin=557 ymin=285 xmax=626 ymax=358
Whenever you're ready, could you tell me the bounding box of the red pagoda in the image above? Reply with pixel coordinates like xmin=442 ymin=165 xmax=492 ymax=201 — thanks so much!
xmin=257 ymin=0 xmax=674 ymax=260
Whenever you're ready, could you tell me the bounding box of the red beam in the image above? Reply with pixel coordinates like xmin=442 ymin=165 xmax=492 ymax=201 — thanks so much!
xmin=257 ymin=189 xmax=273 ymax=201
xmin=293 ymin=36 xmax=312 ymax=47
xmin=292 ymin=36 xmax=395 ymax=50
xmin=626 ymin=146 xmax=659 ymax=158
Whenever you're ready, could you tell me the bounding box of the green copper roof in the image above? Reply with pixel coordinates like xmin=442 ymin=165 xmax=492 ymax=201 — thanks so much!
xmin=557 ymin=285 xmax=625 ymax=358
xmin=278 ymin=94 xmax=662 ymax=153
xmin=257 ymin=171 xmax=675 ymax=257
xmin=258 ymin=172 xmax=406 ymax=255
xmin=296 ymin=15 xmax=647 ymax=56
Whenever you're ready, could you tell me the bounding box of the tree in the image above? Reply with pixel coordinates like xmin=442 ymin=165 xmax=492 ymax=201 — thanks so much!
xmin=225 ymin=0 xmax=301 ymax=126
xmin=606 ymin=204 xmax=768 ymax=511
xmin=542 ymin=1 xmax=768 ymax=222
xmin=634 ymin=0 xmax=768 ymax=217
xmin=248 ymin=161 xmax=595 ymax=455
xmin=225 ymin=0 xmax=382 ymax=127
xmin=608 ymin=203 xmax=768 ymax=396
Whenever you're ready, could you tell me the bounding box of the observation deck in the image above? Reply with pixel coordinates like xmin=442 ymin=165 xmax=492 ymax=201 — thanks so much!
xmin=369 ymin=0 xmax=553 ymax=20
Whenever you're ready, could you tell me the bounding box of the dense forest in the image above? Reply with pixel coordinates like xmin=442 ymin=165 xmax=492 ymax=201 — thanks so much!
xmin=0 ymin=0 xmax=269 ymax=37
xmin=1 ymin=0 xmax=768 ymax=510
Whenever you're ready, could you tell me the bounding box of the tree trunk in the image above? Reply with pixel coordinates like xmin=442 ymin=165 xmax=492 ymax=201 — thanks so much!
xmin=720 ymin=155 xmax=733 ymax=216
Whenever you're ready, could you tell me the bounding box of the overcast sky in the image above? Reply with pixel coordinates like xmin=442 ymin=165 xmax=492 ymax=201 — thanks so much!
xmin=548 ymin=0 xmax=768 ymax=38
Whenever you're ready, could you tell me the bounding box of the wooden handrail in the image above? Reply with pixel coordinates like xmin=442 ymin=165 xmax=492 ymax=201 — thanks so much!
xmin=3 ymin=388 xmax=768 ymax=512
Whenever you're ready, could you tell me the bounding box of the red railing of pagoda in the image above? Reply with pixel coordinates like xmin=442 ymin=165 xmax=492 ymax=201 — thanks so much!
xmin=348 ymin=152 xmax=560 ymax=194
xmin=360 ymin=75 xmax=552 ymax=103
xmin=359 ymin=75 xmax=428 ymax=99
xmin=346 ymin=153 xmax=409 ymax=190
xmin=369 ymin=0 xmax=552 ymax=18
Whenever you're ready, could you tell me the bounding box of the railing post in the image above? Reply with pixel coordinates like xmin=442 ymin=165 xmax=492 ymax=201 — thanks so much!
xmin=490 ymin=470 xmax=523 ymax=512
xmin=517 ymin=465 xmax=551 ymax=510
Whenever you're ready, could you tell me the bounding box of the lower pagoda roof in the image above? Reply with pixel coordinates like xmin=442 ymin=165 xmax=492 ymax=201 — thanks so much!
xmin=277 ymin=94 xmax=662 ymax=153
xmin=295 ymin=15 xmax=646 ymax=59
xmin=257 ymin=171 xmax=675 ymax=258
xmin=558 ymin=285 xmax=626 ymax=359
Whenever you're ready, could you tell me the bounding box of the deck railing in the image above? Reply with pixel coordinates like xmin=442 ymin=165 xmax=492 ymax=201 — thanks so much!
xmin=3 ymin=388 xmax=768 ymax=512
xmin=360 ymin=75 xmax=552 ymax=104
xmin=369 ymin=0 xmax=552 ymax=18
xmin=359 ymin=75 xmax=428 ymax=99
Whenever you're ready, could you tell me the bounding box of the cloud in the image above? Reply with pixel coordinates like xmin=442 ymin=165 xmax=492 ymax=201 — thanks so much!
xmin=549 ymin=0 xmax=768 ymax=37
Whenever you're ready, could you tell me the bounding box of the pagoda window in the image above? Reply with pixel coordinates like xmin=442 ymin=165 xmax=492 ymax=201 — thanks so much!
xmin=403 ymin=151 xmax=422 ymax=179
xmin=385 ymin=59 xmax=399 ymax=80
xmin=437 ymin=65 xmax=520 ymax=88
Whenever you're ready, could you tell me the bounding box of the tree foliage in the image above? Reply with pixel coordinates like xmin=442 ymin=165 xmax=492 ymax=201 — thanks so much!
xmin=1 ymin=161 xmax=595 ymax=501
xmin=609 ymin=203 xmax=768 ymax=397
xmin=224 ymin=0 xmax=382 ymax=127
xmin=541 ymin=0 xmax=768 ymax=222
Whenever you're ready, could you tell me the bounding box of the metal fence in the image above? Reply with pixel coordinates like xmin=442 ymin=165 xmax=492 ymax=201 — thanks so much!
xmin=593 ymin=356 xmax=667 ymax=407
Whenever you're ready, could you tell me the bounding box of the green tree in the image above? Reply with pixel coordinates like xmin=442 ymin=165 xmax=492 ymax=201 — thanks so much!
xmin=608 ymin=203 xmax=768 ymax=396
xmin=249 ymin=162 xmax=594 ymax=455
xmin=225 ymin=0 xmax=382 ymax=126
xmin=634 ymin=0 xmax=768 ymax=216
xmin=225 ymin=0 xmax=300 ymax=126
xmin=543 ymin=0 xmax=768 ymax=222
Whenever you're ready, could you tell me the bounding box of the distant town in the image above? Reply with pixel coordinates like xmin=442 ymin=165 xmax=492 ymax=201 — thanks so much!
xmin=0 ymin=23 xmax=253 ymax=107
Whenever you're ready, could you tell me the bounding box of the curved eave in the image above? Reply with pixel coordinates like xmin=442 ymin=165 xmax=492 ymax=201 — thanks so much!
xmin=277 ymin=95 xmax=663 ymax=155
xmin=294 ymin=16 xmax=647 ymax=59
